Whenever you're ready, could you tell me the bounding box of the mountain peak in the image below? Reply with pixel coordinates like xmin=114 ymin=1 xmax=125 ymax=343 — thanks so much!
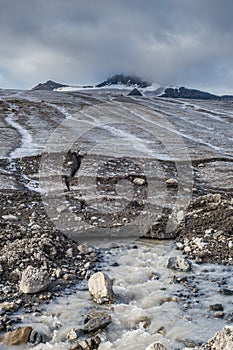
xmin=32 ymin=80 xmax=68 ymax=91
xmin=96 ymin=74 xmax=151 ymax=88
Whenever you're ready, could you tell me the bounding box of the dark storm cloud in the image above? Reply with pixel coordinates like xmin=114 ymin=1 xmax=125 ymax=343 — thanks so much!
xmin=0 ymin=0 xmax=233 ymax=93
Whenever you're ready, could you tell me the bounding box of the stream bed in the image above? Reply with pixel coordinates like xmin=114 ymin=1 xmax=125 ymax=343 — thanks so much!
xmin=2 ymin=239 xmax=232 ymax=350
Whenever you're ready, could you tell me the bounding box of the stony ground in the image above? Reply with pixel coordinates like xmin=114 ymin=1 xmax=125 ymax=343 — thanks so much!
xmin=0 ymin=188 xmax=102 ymax=332
xmin=174 ymin=193 xmax=233 ymax=265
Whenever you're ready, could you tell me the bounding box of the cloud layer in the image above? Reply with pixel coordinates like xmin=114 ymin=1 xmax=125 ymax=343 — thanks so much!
xmin=1 ymin=0 xmax=233 ymax=93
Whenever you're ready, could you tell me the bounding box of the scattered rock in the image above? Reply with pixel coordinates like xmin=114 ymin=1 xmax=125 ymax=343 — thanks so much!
xmin=209 ymin=304 xmax=224 ymax=312
xmin=174 ymin=194 xmax=233 ymax=265
xmin=88 ymin=272 xmax=114 ymax=304
xmin=133 ymin=177 xmax=146 ymax=185
xmin=66 ymin=248 xmax=74 ymax=258
xmin=214 ymin=311 xmax=224 ymax=318
xmin=67 ymin=328 xmax=83 ymax=342
xmin=67 ymin=310 xmax=111 ymax=343
xmin=1 ymin=214 xmax=18 ymax=221
xmin=167 ymin=256 xmax=192 ymax=272
xmin=176 ymin=242 xmax=184 ymax=250
xmin=29 ymin=329 xmax=51 ymax=345
xmin=69 ymin=336 xmax=101 ymax=350
xmin=220 ymin=288 xmax=233 ymax=296
xmin=145 ymin=341 xmax=167 ymax=350
xmin=83 ymin=311 xmax=112 ymax=333
xmin=0 ymin=302 xmax=18 ymax=311
xmin=201 ymin=325 xmax=233 ymax=349
xmin=225 ymin=312 xmax=233 ymax=323
xmin=165 ymin=178 xmax=178 ymax=187
xmin=0 ymin=326 xmax=32 ymax=345
xmin=2 ymin=286 xmax=12 ymax=294
xmin=19 ymin=266 xmax=50 ymax=294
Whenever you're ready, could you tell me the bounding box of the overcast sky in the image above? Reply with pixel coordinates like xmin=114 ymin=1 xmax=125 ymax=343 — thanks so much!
xmin=1 ymin=0 xmax=233 ymax=93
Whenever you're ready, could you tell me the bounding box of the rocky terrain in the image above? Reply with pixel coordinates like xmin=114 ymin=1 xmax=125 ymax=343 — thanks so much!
xmin=161 ymin=86 xmax=221 ymax=100
xmin=175 ymin=193 xmax=233 ymax=265
xmin=0 ymin=88 xmax=232 ymax=349
xmin=0 ymin=188 xmax=101 ymax=332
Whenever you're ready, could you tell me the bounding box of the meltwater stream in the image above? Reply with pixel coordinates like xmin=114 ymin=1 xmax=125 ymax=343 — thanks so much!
xmin=3 ymin=239 xmax=233 ymax=350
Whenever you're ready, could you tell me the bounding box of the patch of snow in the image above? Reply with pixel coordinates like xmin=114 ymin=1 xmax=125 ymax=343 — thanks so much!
xmin=5 ymin=107 xmax=41 ymax=158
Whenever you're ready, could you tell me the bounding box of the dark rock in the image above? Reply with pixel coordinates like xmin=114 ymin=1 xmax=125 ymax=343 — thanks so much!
xmin=29 ymin=329 xmax=51 ymax=345
xmin=161 ymin=86 xmax=221 ymax=100
xmin=225 ymin=312 xmax=233 ymax=322
xmin=128 ymin=88 xmax=143 ymax=96
xmin=214 ymin=311 xmax=225 ymax=318
xmin=96 ymin=74 xmax=150 ymax=88
xmin=69 ymin=336 xmax=101 ymax=350
xmin=31 ymin=80 xmax=68 ymax=91
xmin=209 ymin=304 xmax=224 ymax=311
xmin=83 ymin=311 xmax=112 ymax=333
xmin=151 ymin=272 xmax=160 ymax=280
xmin=220 ymin=288 xmax=233 ymax=296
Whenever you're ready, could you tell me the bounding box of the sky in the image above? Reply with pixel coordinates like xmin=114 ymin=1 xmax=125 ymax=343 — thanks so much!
xmin=1 ymin=0 xmax=233 ymax=94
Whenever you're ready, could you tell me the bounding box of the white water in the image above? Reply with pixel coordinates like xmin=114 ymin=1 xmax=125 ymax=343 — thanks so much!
xmin=4 ymin=240 xmax=232 ymax=350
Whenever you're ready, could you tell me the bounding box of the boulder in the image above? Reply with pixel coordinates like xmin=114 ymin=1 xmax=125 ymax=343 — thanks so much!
xmin=88 ymin=272 xmax=114 ymax=304
xmin=69 ymin=336 xmax=100 ymax=350
xmin=67 ymin=328 xmax=83 ymax=342
xmin=201 ymin=325 xmax=233 ymax=350
xmin=165 ymin=178 xmax=178 ymax=187
xmin=83 ymin=311 xmax=112 ymax=332
xmin=19 ymin=265 xmax=50 ymax=294
xmin=0 ymin=326 xmax=32 ymax=345
xmin=29 ymin=329 xmax=51 ymax=345
xmin=167 ymin=256 xmax=192 ymax=272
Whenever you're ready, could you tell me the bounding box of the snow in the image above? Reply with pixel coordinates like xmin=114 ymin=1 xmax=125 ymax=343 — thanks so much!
xmin=1 ymin=89 xmax=232 ymax=163
xmin=5 ymin=109 xmax=41 ymax=159
xmin=54 ymin=82 xmax=172 ymax=97
xmin=55 ymin=83 xmax=147 ymax=93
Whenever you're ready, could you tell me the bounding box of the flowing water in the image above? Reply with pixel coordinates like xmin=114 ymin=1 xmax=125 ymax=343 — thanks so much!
xmin=2 ymin=239 xmax=233 ymax=350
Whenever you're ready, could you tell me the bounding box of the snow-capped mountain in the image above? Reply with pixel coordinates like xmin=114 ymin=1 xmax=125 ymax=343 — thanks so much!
xmin=31 ymin=74 xmax=233 ymax=100
xmin=95 ymin=74 xmax=151 ymax=88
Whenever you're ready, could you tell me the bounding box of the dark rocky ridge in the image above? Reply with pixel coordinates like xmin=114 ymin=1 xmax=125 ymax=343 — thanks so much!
xmin=96 ymin=74 xmax=151 ymax=88
xmin=161 ymin=86 xmax=233 ymax=100
xmin=32 ymin=80 xmax=68 ymax=91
